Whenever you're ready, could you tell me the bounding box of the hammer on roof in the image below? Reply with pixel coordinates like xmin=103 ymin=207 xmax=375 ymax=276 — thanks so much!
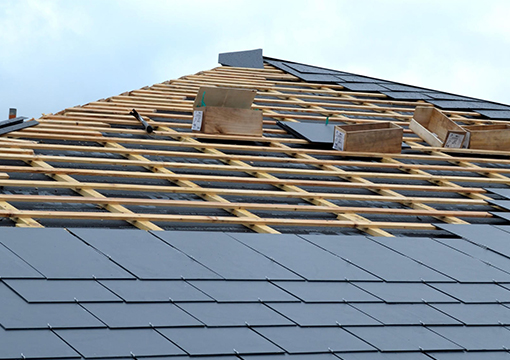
xmin=129 ymin=109 xmax=154 ymax=134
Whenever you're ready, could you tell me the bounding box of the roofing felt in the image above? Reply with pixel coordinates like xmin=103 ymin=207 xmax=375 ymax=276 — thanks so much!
xmin=0 ymin=226 xmax=510 ymax=359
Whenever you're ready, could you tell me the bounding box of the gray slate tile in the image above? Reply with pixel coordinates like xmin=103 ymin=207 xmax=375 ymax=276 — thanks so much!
xmin=82 ymin=302 xmax=202 ymax=328
xmin=266 ymin=302 xmax=381 ymax=326
xmin=438 ymin=224 xmax=510 ymax=260
xmin=382 ymin=84 xmax=425 ymax=92
xmin=297 ymin=73 xmax=344 ymax=83
xmin=486 ymin=188 xmax=510 ymax=200
xmin=426 ymin=351 xmax=510 ymax=359
xmin=0 ymin=282 xmax=105 ymax=329
xmin=158 ymin=327 xmax=284 ymax=356
xmin=99 ymin=279 xmax=213 ymax=302
xmin=153 ymin=231 xmax=300 ymax=280
xmin=428 ymin=283 xmax=510 ymax=304
xmin=428 ymin=100 xmax=510 ymax=110
xmin=253 ymin=326 xmax=375 ymax=353
xmin=303 ymin=235 xmax=451 ymax=282
xmin=433 ymin=238 xmax=510 ymax=276
xmin=428 ymin=326 xmax=510 ymax=351
xmin=0 ymin=228 xmax=132 ymax=279
xmin=188 ymin=280 xmax=298 ymax=303
xmin=55 ymin=328 xmax=185 ymax=358
xmin=346 ymin=326 xmax=462 ymax=351
xmin=178 ymin=302 xmax=293 ymax=327
xmin=219 ymin=49 xmax=263 ymax=69
xmin=475 ymin=110 xmax=510 ymax=119
xmin=431 ymin=303 xmax=510 ymax=325
xmin=338 ymin=83 xmax=388 ymax=92
xmin=70 ymin=228 xmax=220 ymax=280
xmin=285 ymin=63 xmax=343 ymax=75
xmin=353 ymin=282 xmax=458 ymax=303
xmin=350 ymin=303 xmax=461 ymax=326
xmin=231 ymin=233 xmax=378 ymax=281
xmin=4 ymin=279 xmax=122 ymax=303
xmin=381 ymin=91 xmax=431 ymax=100
xmin=371 ymin=236 xmax=510 ymax=283
xmin=338 ymin=352 xmax=432 ymax=360
xmin=0 ymin=327 xmax=79 ymax=359
xmin=244 ymin=354 xmax=348 ymax=360
xmin=271 ymin=281 xmax=381 ymax=303
xmin=277 ymin=121 xmax=336 ymax=145
xmin=0 ymin=243 xmax=43 ymax=279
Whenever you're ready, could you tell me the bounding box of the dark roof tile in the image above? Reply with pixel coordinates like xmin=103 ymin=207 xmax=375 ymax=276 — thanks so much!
xmin=253 ymin=326 xmax=375 ymax=353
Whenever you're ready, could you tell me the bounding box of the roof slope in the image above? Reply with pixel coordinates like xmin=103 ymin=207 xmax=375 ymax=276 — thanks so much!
xmin=2 ymin=50 xmax=510 ymax=358
xmin=1 ymin=50 xmax=510 ymax=236
xmin=2 ymin=226 xmax=510 ymax=359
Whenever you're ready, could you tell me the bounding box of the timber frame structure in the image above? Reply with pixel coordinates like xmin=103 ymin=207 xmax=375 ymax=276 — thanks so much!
xmin=1 ymin=50 xmax=510 ymax=237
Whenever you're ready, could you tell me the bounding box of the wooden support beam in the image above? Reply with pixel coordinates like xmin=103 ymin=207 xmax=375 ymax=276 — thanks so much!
xmin=0 ymin=209 xmax=437 ymax=230
xmin=27 ymin=159 xmax=162 ymax=231
xmin=103 ymin=142 xmax=280 ymax=234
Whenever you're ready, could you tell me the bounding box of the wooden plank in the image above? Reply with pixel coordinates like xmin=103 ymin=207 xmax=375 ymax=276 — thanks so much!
xmin=0 ymin=180 xmax=487 ymax=205
xmin=27 ymin=159 xmax=163 ymax=231
xmin=103 ymin=141 xmax=279 ymax=234
xmin=0 ymin=209 xmax=437 ymax=230
xmin=0 ymin=194 xmax=490 ymax=218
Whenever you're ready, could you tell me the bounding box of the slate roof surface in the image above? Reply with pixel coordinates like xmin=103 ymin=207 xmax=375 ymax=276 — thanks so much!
xmin=264 ymin=56 xmax=510 ymax=116
xmin=0 ymin=227 xmax=509 ymax=359
xmin=2 ymin=49 xmax=510 ymax=358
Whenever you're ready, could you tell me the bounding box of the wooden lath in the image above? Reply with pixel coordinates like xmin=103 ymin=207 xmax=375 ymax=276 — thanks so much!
xmin=0 ymin=63 xmax=509 ymax=235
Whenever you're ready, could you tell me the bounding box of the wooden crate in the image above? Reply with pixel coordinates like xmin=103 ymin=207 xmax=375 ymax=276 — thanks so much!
xmin=191 ymin=86 xmax=262 ymax=136
xmin=192 ymin=106 xmax=263 ymax=136
xmin=333 ymin=122 xmax=403 ymax=153
xmin=463 ymin=124 xmax=510 ymax=151
xmin=409 ymin=106 xmax=467 ymax=148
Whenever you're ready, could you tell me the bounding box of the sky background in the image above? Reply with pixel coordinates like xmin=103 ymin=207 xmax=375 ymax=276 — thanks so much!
xmin=1 ymin=0 xmax=509 ymax=119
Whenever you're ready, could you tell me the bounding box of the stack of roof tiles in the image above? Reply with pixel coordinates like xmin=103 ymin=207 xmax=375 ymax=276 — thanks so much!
xmin=1 ymin=49 xmax=510 ymax=358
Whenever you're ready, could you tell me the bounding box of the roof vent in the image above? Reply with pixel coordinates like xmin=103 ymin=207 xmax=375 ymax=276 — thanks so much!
xmin=218 ymin=49 xmax=264 ymax=69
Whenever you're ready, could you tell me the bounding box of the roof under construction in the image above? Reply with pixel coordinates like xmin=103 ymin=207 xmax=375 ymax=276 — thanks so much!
xmin=2 ymin=49 xmax=510 ymax=359
xmin=2 ymin=49 xmax=510 ymax=237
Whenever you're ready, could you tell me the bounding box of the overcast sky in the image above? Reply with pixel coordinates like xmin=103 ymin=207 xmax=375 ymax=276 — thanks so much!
xmin=1 ymin=0 xmax=509 ymax=119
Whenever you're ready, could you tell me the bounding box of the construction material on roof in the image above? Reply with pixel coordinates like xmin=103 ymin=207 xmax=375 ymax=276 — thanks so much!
xmin=129 ymin=108 xmax=153 ymax=133
xmin=462 ymin=124 xmax=510 ymax=151
xmin=409 ymin=106 xmax=467 ymax=148
xmin=1 ymin=227 xmax=510 ymax=358
xmin=277 ymin=120 xmax=336 ymax=145
xmin=333 ymin=122 xmax=403 ymax=153
xmin=218 ymin=48 xmax=264 ymax=69
xmin=0 ymin=116 xmax=38 ymax=136
xmin=192 ymin=86 xmax=262 ymax=136
xmin=0 ymin=53 xmax=509 ymax=237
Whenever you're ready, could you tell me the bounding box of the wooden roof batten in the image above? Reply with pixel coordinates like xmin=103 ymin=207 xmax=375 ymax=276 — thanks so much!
xmin=0 ymin=53 xmax=509 ymax=236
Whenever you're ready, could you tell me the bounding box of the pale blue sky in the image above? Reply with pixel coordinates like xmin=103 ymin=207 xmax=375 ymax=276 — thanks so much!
xmin=1 ymin=0 xmax=509 ymax=119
